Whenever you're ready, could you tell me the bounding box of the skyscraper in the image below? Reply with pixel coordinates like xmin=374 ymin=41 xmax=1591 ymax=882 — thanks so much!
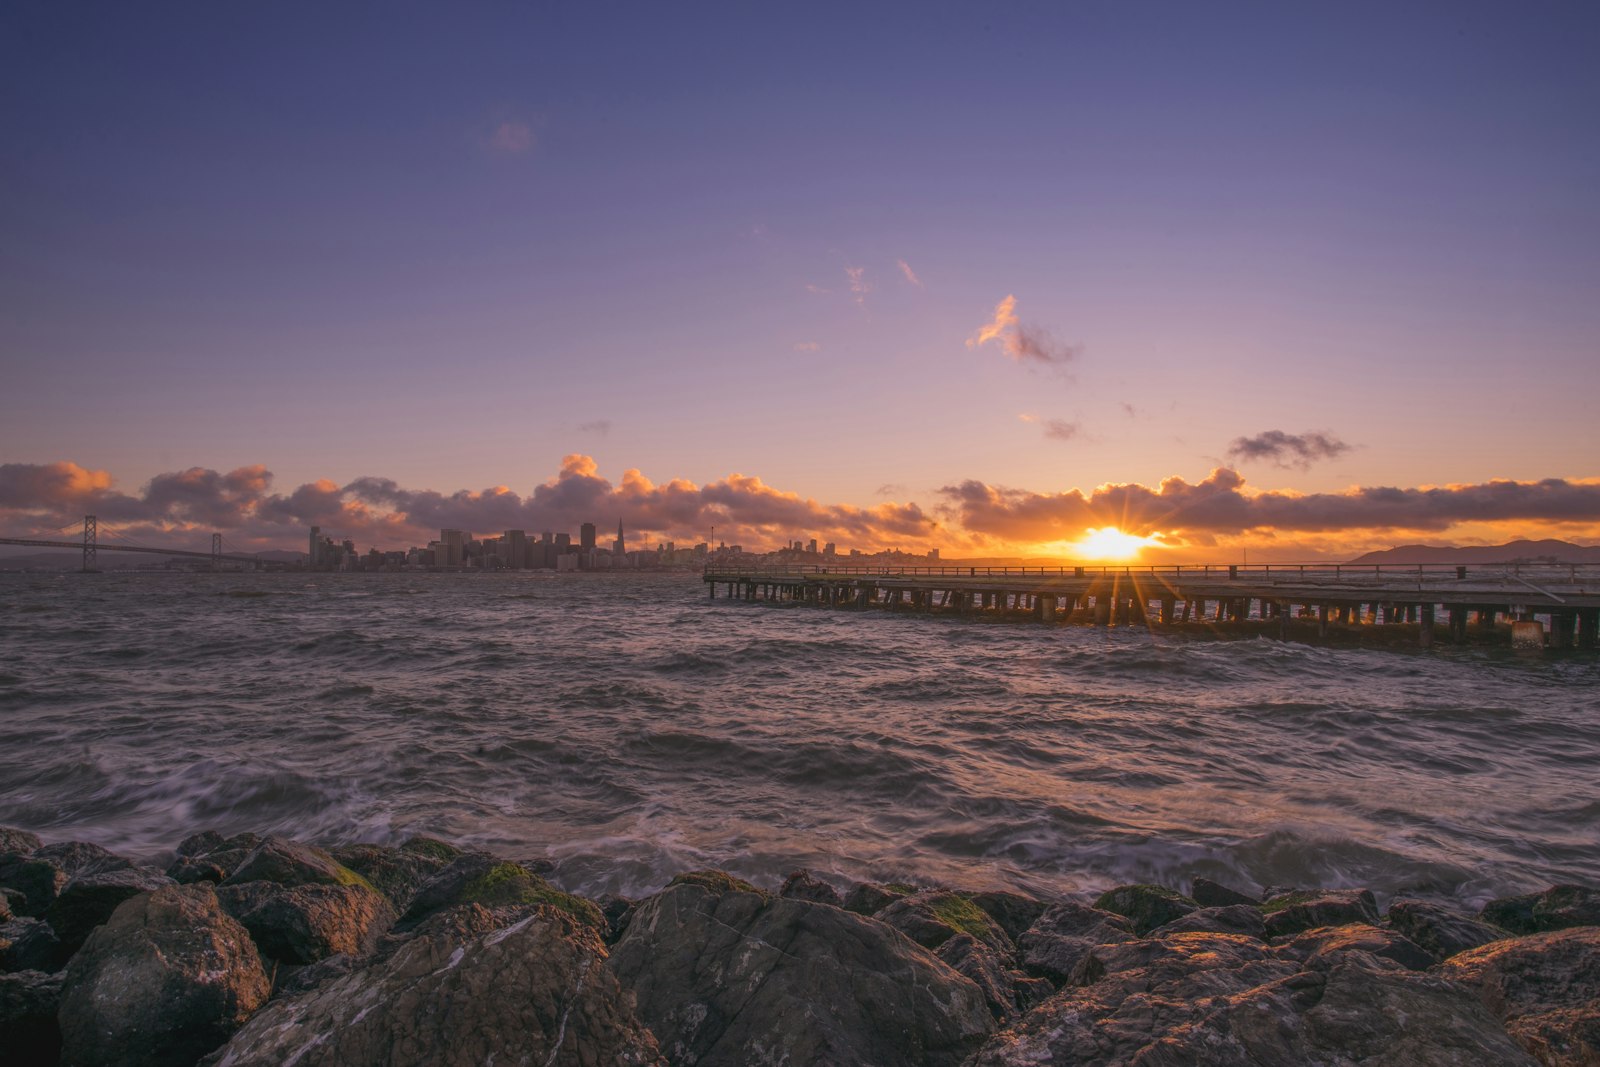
xmin=613 ymin=520 xmax=625 ymax=556
xmin=580 ymin=522 xmax=597 ymax=551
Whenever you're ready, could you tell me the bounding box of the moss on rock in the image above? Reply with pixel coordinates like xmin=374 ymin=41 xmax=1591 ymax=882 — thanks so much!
xmin=668 ymin=870 xmax=763 ymax=896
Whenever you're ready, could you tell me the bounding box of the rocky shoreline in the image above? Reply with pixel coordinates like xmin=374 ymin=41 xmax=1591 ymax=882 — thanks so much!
xmin=1 ymin=826 xmax=1596 ymax=1065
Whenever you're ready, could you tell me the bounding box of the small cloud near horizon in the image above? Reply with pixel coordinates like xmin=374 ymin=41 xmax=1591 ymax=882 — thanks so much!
xmin=897 ymin=259 xmax=923 ymax=287
xmin=488 ymin=120 xmax=534 ymax=155
xmin=577 ymin=420 xmax=612 ymax=437
xmin=1043 ymin=420 xmax=1080 ymax=442
xmin=793 ymin=341 xmax=820 ymax=352
xmin=1226 ymin=430 xmax=1353 ymax=470
xmin=967 ymin=295 xmax=1080 ymax=365
xmin=876 ymin=483 xmax=908 ymax=497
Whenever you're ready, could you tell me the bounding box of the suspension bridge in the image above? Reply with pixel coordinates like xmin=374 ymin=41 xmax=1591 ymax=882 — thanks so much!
xmin=0 ymin=515 xmax=290 ymax=572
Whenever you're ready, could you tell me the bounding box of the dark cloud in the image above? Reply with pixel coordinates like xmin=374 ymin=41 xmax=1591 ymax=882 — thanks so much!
xmin=1226 ymin=430 xmax=1353 ymax=470
xmin=577 ymin=420 xmax=612 ymax=436
xmin=967 ymin=295 xmax=1081 ymax=366
xmin=1042 ymin=420 xmax=1081 ymax=442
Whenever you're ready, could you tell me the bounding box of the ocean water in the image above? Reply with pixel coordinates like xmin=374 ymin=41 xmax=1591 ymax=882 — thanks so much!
xmin=2 ymin=570 xmax=1596 ymax=907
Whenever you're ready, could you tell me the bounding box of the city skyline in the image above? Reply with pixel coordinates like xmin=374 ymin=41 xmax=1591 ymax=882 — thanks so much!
xmin=3 ymin=4 xmax=1599 ymax=560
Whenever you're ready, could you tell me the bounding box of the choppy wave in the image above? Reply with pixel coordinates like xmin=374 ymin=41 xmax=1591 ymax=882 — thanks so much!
xmin=1 ymin=569 xmax=1597 ymax=905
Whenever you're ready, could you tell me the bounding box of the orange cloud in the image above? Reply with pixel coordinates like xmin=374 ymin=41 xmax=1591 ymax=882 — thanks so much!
xmin=967 ymin=294 xmax=1080 ymax=365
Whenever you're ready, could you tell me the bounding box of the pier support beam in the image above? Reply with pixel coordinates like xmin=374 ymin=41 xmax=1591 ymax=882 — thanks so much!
xmin=1419 ymin=604 xmax=1434 ymax=648
xmin=1578 ymin=610 xmax=1598 ymax=651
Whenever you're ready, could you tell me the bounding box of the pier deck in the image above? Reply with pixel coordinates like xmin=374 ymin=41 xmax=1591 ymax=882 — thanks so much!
xmin=703 ymin=563 xmax=1600 ymax=649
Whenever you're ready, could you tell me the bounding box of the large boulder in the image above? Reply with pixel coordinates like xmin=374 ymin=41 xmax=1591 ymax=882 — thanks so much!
xmin=0 ymin=969 xmax=62 ymax=1067
xmin=779 ymin=868 xmax=842 ymax=906
xmin=1440 ymin=927 xmax=1600 ymax=1066
xmin=1015 ymin=901 xmax=1135 ymax=985
xmin=607 ymin=877 xmax=993 ymax=1066
xmin=46 ymin=865 xmax=176 ymax=954
xmin=167 ymin=832 xmax=262 ymax=885
xmin=57 ymin=884 xmax=270 ymax=1067
xmin=1191 ymin=875 xmax=1258 ymax=908
xmin=1481 ymin=885 xmax=1600 ymax=936
xmin=397 ymin=853 xmax=602 ymax=931
xmin=203 ymin=903 xmax=664 ymax=1066
xmin=841 ymin=879 xmax=914 ymax=916
xmin=1262 ymin=887 xmax=1379 ymax=938
xmin=329 ymin=842 xmax=450 ymax=912
xmin=1277 ymin=922 xmax=1436 ymax=972
xmin=1386 ymin=898 xmax=1509 ymax=961
xmin=966 ymin=890 xmax=1048 ymax=943
xmin=970 ymin=930 xmax=1536 ymax=1066
xmin=876 ymin=890 xmax=1013 ymax=953
xmin=0 ymin=841 xmax=130 ymax=917
xmin=216 ymin=881 xmax=396 ymax=965
xmin=1092 ymin=884 xmax=1197 ymax=935
xmin=1150 ymin=903 xmax=1267 ymax=939
xmin=220 ymin=835 xmax=366 ymax=889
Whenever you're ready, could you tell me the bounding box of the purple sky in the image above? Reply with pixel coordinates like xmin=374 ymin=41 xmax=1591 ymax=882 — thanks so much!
xmin=2 ymin=3 xmax=1597 ymax=554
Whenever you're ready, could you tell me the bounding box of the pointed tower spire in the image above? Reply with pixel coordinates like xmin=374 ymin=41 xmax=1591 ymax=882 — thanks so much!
xmin=613 ymin=519 xmax=625 ymax=556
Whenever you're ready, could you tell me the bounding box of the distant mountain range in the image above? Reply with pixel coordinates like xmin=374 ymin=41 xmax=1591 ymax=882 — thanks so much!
xmin=1348 ymin=540 xmax=1600 ymax=565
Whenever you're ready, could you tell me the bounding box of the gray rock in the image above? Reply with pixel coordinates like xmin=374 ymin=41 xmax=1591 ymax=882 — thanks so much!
xmin=1151 ymin=903 xmax=1267 ymax=939
xmin=1386 ymin=898 xmax=1509 ymax=961
xmin=0 ymin=829 xmax=42 ymax=856
xmin=0 ymin=894 xmax=9 ymax=924
xmin=970 ymin=930 xmax=1536 ymax=1066
xmin=396 ymin=853 xmax=603 ymax=931
xmin=58 ymin=884 xmax=269 ymax=1067
xmin=46 ymin=865 xmax=176 ymax=954
xmin=0 ymin=969 xmax=62 ymax=1067
xmin=1262 ymin=887 xmax=1379 ymax=937
xmin=1440 ymin=927 xmax=1600 ymax=1066
xmin=0 ymin=918 xmax=66 ymax=973
xmin=966 ymin=890 xmax=1049 ymax=943
xmin=203 ymin=904 xmax=664 ymax=1067
xmin=1092 ymin=883 xmax=1197 ymax=935
xmin=1015 ymin=901 xmax=1135 ymax=984
xmin=876 ymin=890 xmax=1013 ymax=954
xmin=1278 ymin=922 xmax=1436 ymax=971
xmin=328 ymin=842 xmax=449 ymax=912
xmin=216 ymin=881 xmax=396 ymax=965
xmin=1481 ymin=884 xmax=1600 ymax=936
xmin=0 ymin=842 xmax=127 ymax=919
xmin=607 ymin=879 xmax=993 ymax=1066
xmin=221 ymin=835 xmax=362 ymax=888
xmin=167 ymin=832 xmax=263 ymax=885
xmin=841 ymin=879 xmax=914 ymax=915
xmin=1191 ymin=875 xmax=1259 ymax=907
xmin=936 ymin=932 xmax=1051 ymax=1020
xmin=779 ymin=867 xmax=842 ymax=906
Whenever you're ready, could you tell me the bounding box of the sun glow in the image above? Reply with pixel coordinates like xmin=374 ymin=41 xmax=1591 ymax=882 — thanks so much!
xmin=1068 ymin=526 xmax=1154 ymax=561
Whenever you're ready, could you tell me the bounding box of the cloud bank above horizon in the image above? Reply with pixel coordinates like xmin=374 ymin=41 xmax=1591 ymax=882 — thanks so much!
xmin=3 ymin=459 xmax=1598 ymax=560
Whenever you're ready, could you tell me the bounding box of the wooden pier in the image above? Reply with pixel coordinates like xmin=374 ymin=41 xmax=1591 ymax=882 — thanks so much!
xmin=703 ymin=562 xmax=1600 ymax=650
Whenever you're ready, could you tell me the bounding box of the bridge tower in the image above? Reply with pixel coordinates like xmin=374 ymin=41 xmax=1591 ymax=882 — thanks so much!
xmin=81 ymin=515 xmax=97 ymax=572
xmin=212 ymin=533 xmax=222 ymax=571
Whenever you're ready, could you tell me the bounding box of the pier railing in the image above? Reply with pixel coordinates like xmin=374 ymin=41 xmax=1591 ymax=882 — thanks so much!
xmin=704 ymin=561 xmax=1600 ymax=582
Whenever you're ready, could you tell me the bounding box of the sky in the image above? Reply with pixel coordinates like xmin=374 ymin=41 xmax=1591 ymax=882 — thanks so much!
xmin=2 ymin=2 xmax=1598 ymax=559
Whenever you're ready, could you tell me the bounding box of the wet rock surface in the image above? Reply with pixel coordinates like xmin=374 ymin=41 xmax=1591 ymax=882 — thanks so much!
xmin=215 ymin=881 xmax=396 ymax=965
xmin=204 ymin=904 xmax=664 ymax=1067
xmin=58 ymin=884 xmax=270 ymax=1067
xmin=0 ymin=823 xmax=1592 ymax=1066
xmin=1441 ymin=927 xmax=1600 ymax=1066
xmin=608 ymin=879 xmax=993 ymax=1066
xmin=972 ymin=930 xmax=1537 ymax=1066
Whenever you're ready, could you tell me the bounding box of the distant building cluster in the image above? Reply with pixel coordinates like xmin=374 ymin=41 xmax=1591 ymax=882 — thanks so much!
xmin=305 ymin=522 xmax=712 ymax=573
xmin=301 ymin=523 xmax=944 ymax=573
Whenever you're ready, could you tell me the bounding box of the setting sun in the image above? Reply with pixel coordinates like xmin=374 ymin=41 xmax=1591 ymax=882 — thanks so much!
xmin=1069 ymin=526 xmax=1154 ymax=561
